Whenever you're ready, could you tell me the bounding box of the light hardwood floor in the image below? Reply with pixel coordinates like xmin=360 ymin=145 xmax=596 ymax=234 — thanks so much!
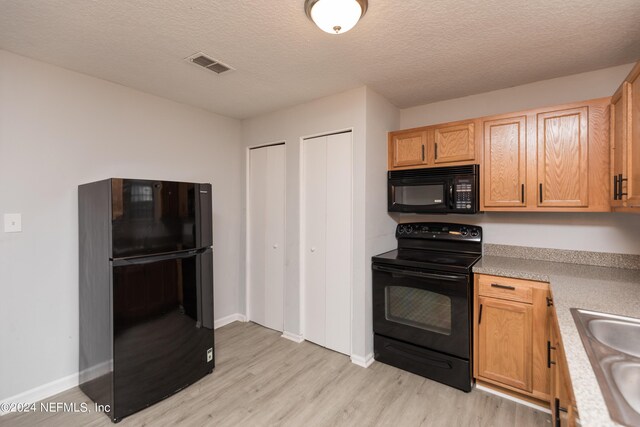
xmin=1 ymin=322 xmax=550 ymax=426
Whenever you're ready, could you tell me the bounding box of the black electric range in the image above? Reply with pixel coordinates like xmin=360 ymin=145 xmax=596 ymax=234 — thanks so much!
xmin=372 ymin=222 xmax=482 ymax=392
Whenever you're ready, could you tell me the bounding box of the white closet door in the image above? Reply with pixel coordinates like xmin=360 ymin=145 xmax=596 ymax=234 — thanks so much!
xmin=248 ymin=144 xmax=285 ymax=332
xmin=302 ymin=132 xmax=352 ymax=355
xmin=249 ymin=147 xmax=267 ymax=326
xmin=303 ymin=136 xmax=327 ymax=347
xmin=324 ymin=132 xmax=352 ymax=354
xmin=264 ymin=145 xmax=285 ymax=331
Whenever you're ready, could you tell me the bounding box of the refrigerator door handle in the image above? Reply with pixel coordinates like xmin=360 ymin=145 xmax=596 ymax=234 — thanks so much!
xmin=199 ymin=248 xmax=214 ymax=329
xmin=112 ymin=249 xmax=204 ymax=266
xmin=196 ymin=253 xmax=203 ymax=328
xmin=196 ymin=183 xmax=213 ymax=249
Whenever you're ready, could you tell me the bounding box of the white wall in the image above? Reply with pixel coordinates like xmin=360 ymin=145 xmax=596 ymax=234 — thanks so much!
xmin=242 ymin=87 xmax=368 ymax=358
xmin=400 ymin=63 xmax=634 ymax=128
xmin=363 ymin=88 xmax=400 ymax=359
xmin=0 ymin=50 xmax=243 ymax=401
xmin=398 ymin=63 xmax=640 ymax=255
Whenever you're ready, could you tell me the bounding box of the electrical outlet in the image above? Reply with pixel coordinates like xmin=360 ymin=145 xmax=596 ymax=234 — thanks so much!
xmin=207 ymin=348 xmax=213 ymax=362
xmin=4 ymin=214 xmax=22 ymax=233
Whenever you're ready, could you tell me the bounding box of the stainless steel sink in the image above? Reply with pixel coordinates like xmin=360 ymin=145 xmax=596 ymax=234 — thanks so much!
xmin=588 ymin=318 xmax=640 ymax=358
xmin=572 ymin=309 xmax=640 ymax=426
xmin=611 ymin=361 xmax=640 ymax=415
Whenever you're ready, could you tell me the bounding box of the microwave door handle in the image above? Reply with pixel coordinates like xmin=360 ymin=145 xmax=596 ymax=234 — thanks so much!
xmin=449 ymin=184 xmax=454 ymax=209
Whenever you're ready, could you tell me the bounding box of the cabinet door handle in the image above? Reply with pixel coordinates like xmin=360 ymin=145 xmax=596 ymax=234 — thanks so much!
xmin=421 ymin=145 xmax=425 ymax=161
xmin=614 ymin=175 xmax=619 ymax=200
xmin=491 ymin=283 xmax=516 ymax=290
xmin=521 ymin=183 xmax=525 ymax=203
xmin=539 ymin=183 xmax=543 ymax=203
xmin=547 ymin=341 xmax=557 ymax=368
xmin=478 ymin=304 xmax=483 ymax=324
xmin=619 ymin=174 xmax=628 ymax=198
xmin=434 ymin=143 xmax=438 ymax=160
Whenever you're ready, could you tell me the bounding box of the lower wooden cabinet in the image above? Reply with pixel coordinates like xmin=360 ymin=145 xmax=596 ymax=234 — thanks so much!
xmin=474 ymin=274 xmax=550 ymax=402
xmin=477 ymin=296 xmax=533 ymax=391
xmin=474 ymin=274 xmax=580 ymax=425
xmin=549 ymin=299 xmax=580 ymax=426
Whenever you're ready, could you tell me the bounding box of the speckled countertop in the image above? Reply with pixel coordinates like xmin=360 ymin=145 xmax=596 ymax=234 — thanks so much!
xmin=473 ymin=250 xmax=640 ymax=427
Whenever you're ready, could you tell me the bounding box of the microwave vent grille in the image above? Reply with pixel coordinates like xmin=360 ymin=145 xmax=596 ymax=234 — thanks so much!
xmin=388 ymin=165 xmax=478 ymax=179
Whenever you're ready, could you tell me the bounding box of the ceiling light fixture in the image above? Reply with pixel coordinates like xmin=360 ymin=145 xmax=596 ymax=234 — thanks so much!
xmin=304 ymin=0 xmax=368 ymax=35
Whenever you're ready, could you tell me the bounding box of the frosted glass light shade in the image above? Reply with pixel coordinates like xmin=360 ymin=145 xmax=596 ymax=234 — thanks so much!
xmin=306 ymin=0 xmax=367 ymax=35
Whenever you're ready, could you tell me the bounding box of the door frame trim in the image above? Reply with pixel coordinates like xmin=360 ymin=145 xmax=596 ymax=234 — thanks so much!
xmin=299 ymin=127 xmax=354 ymax=354
xmin=245 ymin=141 xmax=287 ymax=331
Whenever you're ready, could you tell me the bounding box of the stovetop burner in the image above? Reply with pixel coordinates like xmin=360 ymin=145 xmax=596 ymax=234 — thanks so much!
xmin=372 ymin=222 xmax=482 ymax=273
xmin=372 ymin=248 xmax=481 ymax=273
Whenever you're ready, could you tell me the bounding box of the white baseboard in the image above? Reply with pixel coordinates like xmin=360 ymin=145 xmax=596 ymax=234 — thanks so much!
xmin=0 ymin=372 xmax=79 ymax=416
xmin=214 ymin=313 xmax=247 ymax=329
xmin=281 ymin=331 xmax=304 ymax=343
xmin=351 ymin=353 xmax=375 ymax=368
xmin=79 ymin=360 xmax=111 ymax=383
xmin=475 ymin=384 xmax=551 ymax=414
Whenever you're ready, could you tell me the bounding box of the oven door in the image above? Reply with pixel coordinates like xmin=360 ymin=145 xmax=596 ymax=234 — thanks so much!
xmin=372 ymin=263 xmax=470 ymax=359
xmin=388 ymin=178 xmax=452 ymax=213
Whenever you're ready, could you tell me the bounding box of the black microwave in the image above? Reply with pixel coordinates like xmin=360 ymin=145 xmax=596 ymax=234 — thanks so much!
xmin=388 ymin=165 xmax=480 ymax=214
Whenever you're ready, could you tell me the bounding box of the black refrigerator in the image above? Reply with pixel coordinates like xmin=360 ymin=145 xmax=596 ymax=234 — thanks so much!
xmin=78 ymin=178 xmax=215 ymax=423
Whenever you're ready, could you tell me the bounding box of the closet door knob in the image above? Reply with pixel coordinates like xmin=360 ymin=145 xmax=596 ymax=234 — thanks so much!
xmin=310 ymin=247 xmax=316 ymax=253
xmin=273 ymin=244 xmax=278 ymax=249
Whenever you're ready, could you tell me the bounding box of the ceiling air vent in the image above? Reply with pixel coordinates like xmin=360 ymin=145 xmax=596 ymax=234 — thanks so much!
xmin=185 ymin=52 xmax=234 ymax=75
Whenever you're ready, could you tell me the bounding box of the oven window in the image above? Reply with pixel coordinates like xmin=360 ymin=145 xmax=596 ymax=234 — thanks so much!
xmin=394 ymin=184 xmax=444 ymax=206
xmin=385 ymin=286 xmax=452 ymax=335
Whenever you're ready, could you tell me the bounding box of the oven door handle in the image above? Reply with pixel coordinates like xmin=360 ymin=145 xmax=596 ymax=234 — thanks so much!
xmin=372 ymin=264 xmax=465 ymax=281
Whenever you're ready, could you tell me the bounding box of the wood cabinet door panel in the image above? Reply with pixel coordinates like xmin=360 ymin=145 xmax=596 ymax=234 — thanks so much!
xmin=434 ymin=123 xmax=475 ymax=164
xmin=390 ymin=131 xmax=427 ymax=168
xmin=628 ymin=71 xmax=640 ymax=206
xmin=537 ymin=107 xmax=589 ymax=207
xmin=611 ymin=86 xmax=628 ymax=208
xmin=483 ymin=116 xmax=527 ymax=207
xmin=478 ymin=297 xmax=533 ymax=392
xmin=549 ymin=308 xmax=576 ymax=425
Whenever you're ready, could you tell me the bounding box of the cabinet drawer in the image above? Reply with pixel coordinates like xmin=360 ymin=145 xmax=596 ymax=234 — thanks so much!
xmin=477 ymin=274 xmax=542 ymax=303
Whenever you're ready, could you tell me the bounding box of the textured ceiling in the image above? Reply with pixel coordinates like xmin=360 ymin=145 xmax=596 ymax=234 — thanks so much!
xmin=1 ymin=0 xmax=640 ymax=119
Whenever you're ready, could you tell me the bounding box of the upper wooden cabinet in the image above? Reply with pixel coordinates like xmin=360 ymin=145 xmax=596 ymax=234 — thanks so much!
xmin=611 ymin=85 xmax=628 ymax=209
xmin=537 ymin=107 xmax=589 ymax=207
xmin=480 ymin=98 xmax=610 ymax=212
xmin=483 ymin=116 xmax=527 ymax=207
xmin=388 ymin=130 xmax=427 ymax=169
xmin=388 ymin=120 xmax=479 ymax=170
xmin=434 ymin=122 xmax=475 ymax=164
xmin=611 ymin=61 xmax=640 ymax=210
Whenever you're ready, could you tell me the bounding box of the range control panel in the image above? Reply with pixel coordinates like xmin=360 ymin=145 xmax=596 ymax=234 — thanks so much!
xmin=396 ymin=222 xmax=482 ymax=241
